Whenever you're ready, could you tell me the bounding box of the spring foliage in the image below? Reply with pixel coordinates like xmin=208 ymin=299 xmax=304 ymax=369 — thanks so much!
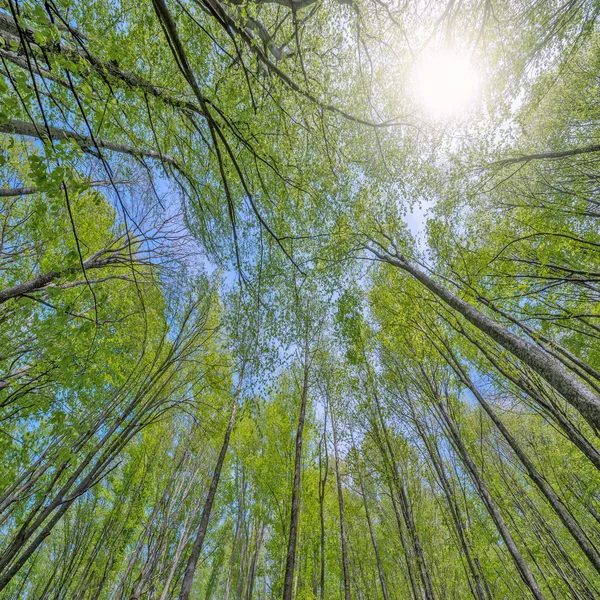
xmin=2 ymin=1 xmax=600 ymax=599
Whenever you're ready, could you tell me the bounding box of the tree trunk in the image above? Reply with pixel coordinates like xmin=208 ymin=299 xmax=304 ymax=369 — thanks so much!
xmin=450 ymin=322 xmax=600 ymax=472
xmin=420 ymin=427 xmax=490 ymax=600
xmin=283 ymin=330 xmax=310 ymax=600
xmin=245 ymin=521 xmax=265 ymax=600
xmin=0 ymin=120 xmax=180 ymax=169
xmin=0 ymin=12 xmax=202 ymax=118
xmin=179 ymin=395 xmax=240 ymax=600
xmin=330 ymin=404 xmax=351 ymax=600
xmin=353 ymin=446 xmax=390 ymax=600
xmin=371 ymin=385 xmax=435 ymax=600
xmin=440 ymin=343 xmax=600 ymax=576
xmin=318 ymin=400 xmax=329 ymax=600
xmin=404 ymin=388 xmax=490 ymax=600
xmin=433 ymin=398 xmax=546 ymax=600
xmin=372 ymin=249 xmax=600 ymax=431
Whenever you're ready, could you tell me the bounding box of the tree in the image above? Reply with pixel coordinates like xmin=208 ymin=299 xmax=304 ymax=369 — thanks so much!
xmin=3 ymin=0 xmax=600 ymax=598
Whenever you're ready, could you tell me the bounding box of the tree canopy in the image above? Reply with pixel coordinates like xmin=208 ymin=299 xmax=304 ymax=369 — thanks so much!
xmin=2 ymin=0 xmax=600 ymax=599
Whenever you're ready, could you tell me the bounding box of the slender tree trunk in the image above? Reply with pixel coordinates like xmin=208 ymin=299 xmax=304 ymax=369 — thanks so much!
xmin=179 ymin=395 xmax=240 ymax=600
xmin=0 ymin=404 xmax=145 ymax=590
xmin=387 ymin=479 xmax=421 ymax=600
xmin=0 ymin=120 xmax=181 ymax=170
xmin=237 ymin=511 xmax=249 ymax=600
xmin=204 ymin=544 xmax=226 ymax=600
xmin=0 ymin=235 xmax=139 ymax=304
xmin=158 ymin=511 xmax=195 ymax=600
xmin=509 ymin=477 xmax=599 ymax=599
xmin=401 ymin=380 xmax=490 ymax=600
xmin=371 ymin=249 xmax=600 ymax=431
xmin=0 ymin=12 xmax=202 ymax=117
xmin=330 ymin=404 xmax=351 ymax=600
xmin=224 ymin=491 xmax=243 ymax=600
xmin=372 ymin=388 xmax=435 ymax=600
xmin=433 ymin=399 xmax=546 ymax=600
xmin=0 ymin=180 xmax=113 ymax=198
xmin=283 ymin=330 xmax=310 ymax=600
xmin=440 ymin=344 xmax=600 ymax=576
xmin=245 ymin=521 xmax=265 ymax=600
xmin=353 ymin=445 xmax=390 ymax=600
xmin=414 ymin=420 xmax=490 ymax=600
xmin=451 ymin=323 xmax=600 ymax=472
xmin=318 ymin=401 xmax=329 ymax=600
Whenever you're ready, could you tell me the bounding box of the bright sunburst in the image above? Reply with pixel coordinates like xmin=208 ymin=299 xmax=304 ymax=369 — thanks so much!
xmin=413 ymin=50 xmax=479 ymax=117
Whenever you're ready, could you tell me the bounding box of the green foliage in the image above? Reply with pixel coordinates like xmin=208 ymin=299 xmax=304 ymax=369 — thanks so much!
xmin=2 ymin=1 xmax=600 ymax=599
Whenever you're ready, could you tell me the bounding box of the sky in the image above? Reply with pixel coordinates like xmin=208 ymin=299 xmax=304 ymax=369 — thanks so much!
xmin=405 ymin=199 xmax=431 ymax=240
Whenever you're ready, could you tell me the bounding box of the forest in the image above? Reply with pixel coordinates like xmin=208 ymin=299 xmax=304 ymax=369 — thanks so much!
xmin=1 ymin=0 xmax=600 ymax=598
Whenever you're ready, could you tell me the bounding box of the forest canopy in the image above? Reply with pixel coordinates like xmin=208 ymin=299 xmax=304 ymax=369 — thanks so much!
xmin=2 ymin=0 xmax=600 ymax=599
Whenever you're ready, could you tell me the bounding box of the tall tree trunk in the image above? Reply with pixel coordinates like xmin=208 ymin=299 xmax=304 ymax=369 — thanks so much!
xmin=353 ymin=444 xmax=390 ymax=600
xmin=411 ymin=415 xmax=490 ymax=600
xmin=204 ymin=543 xmax=227 ymax=600
xmin=439 ymin=343 xmax=600 ymax=576
xmin=370 ymin=249 xmax=600 ymax=431
xmin=450 ymin=322 xmax=600 ymax=472
xmin=0 ymin=12 xmax=202 ymax=117
xmin=0 ymin=120 xmax=180 ymax=170
xmin=283 ymin=330 xmax=310 ymax=600
xmin=245 ymin=521 xmax=265 ymax=600
xmin=179 ymin=389 xmax=241 ymax=600
xmin=372 ymin=387 xmax=435 ymax=600
xmin=432 ymin=398 xmax=546 ymax=600
xmin=387 ymin=478 xmax=421 ymax=600
xmin=330 ymin=403 xmax=351 ymax=600
xmin=504 ymin=472 xmax=599 ymax=599
xmin=224 ymin=489 xmax=243 ymax=600
xmin=318 ymin=400 xmax=329 ymax=600
xmin=440 ymin=318 xmax=600 ymax=471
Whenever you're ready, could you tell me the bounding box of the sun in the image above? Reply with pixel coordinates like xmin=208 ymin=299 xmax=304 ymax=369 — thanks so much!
xmin=413 ymin=50 xmax=479 ymax=117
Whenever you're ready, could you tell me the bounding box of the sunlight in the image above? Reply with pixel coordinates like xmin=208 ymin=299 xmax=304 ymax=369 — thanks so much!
xmin=413 ymin=50 xmax=479 ymax=117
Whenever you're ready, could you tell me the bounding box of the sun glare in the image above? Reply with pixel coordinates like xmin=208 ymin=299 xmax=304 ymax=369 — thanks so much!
xmin=413 ymin=51 xmax=479 ymax=117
